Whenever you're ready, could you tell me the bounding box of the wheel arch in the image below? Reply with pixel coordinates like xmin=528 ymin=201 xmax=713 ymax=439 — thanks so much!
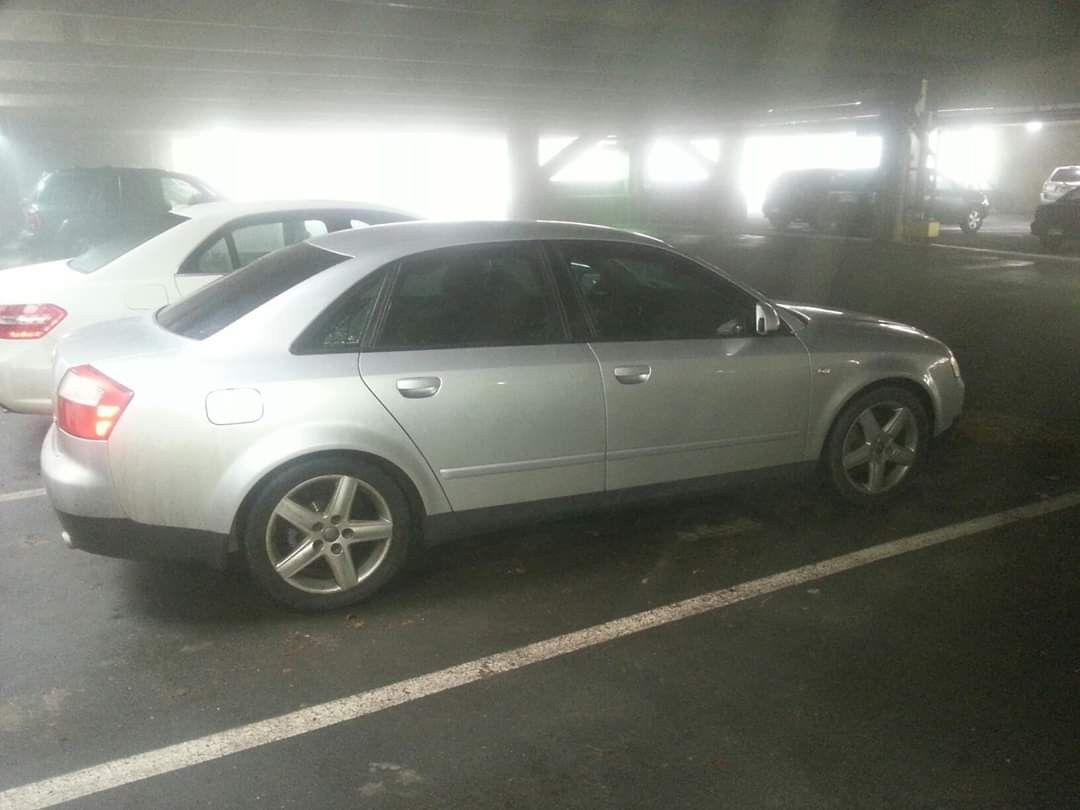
xmin=228 ymin=449 xmax=430 ymax=552
xmin=815 ymin=376 xmax=936 ymax=463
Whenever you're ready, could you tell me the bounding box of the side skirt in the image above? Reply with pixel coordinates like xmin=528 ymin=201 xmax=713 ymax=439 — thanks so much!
xmin=422 ymin=461 xmax=817 ymax=546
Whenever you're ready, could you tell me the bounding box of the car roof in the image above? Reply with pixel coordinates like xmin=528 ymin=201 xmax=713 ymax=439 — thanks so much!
xmin=309 ymin=220 xmax=666 ymax=258
xmin=171 ymin=199 xmax=417 ymax=221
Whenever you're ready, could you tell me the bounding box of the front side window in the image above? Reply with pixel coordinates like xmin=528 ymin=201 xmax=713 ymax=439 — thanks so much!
xmin=161 ymin=176 xmax=203 ymax=207
xmin=376 ymin=243 xmax=563 ymax=350
xmin=556 ymin=242 xmax=756 ymax=341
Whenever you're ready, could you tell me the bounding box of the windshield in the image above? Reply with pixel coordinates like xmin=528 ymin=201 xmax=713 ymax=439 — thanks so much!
xmin=1050 ymin=167 xmax=1080 ymax=183
xmin=67 ymin=213 xmax=189 ymax=273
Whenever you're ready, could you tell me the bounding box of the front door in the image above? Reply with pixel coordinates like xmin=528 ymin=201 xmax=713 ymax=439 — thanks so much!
xmin=552 ymin=241 xmax=810 ymax=491
xmin=360 ymin=241 xmax=605 ymax=512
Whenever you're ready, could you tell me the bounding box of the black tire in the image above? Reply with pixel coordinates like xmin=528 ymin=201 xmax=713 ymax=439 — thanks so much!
xmin=959 ymin=208 xmax=983 ymax=234
xmin=822 ymin=385 xmax=930 ymax=506
xmin=243 ymin=456 xmax=415 ymax=611
xmin=1039 ymin=234 xmax=1064 ymax=252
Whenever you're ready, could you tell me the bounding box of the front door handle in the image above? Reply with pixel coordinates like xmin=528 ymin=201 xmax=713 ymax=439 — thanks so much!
xmin=613 ymin=365 xmax=652 ymax=385
xmin=396 ymin=377 xmax=441 ymax=398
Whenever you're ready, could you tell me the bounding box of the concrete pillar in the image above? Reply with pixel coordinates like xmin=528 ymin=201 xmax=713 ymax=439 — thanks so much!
xmin=507 ymin=128 xmax=541 ymax=220
xmin=875 ymin=112 xmax=911 ymax=241
xmin=716 ymin=130 xmax=746 ymax=226
xmin=626 ymin=135 xmax=646 ymax=227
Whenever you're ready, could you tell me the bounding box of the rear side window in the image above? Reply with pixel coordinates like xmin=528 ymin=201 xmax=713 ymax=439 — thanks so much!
xmin=375 ymin=243 xmax=563 ymax=350
xmin=158 ymin=243 xmax=347 ymax=339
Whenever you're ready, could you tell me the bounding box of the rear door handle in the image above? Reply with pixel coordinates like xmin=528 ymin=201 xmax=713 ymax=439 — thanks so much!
xmin=396 ymin=377 xmax=441 ymax=398
xmin=613 ymin=365 xmax=652 ymax=385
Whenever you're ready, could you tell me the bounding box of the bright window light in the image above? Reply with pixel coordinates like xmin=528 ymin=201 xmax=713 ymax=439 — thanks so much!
xmin=690 ymin=138 xmax=721 ymax=163
xmin=538 ymin=135 xmax=576 ymax=166
xmin=171 ymin=129 xmax=511 ymax=219
xmin=646 ymin=139 xmax=711 ymax=185
xmin=739 ymin=131 xmax=882 ymax=215
xmin=1025 ymin=120 xmax=1044 ymax=134
xmin=933 ymin=126 xmax=999 ymax=190
xmin=550 ymin=138 xmax=628 ymax=184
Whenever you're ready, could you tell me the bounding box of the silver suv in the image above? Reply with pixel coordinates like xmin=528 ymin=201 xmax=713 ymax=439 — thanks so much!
xmin=1041 ymin=166 xmax=1080 ymax=203
xmin=42 ymin=221 xmax=964 ymax=610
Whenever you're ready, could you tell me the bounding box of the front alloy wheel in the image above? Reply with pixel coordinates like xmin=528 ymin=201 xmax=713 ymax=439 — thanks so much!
xmin=960 ymin=208 xmax=983 ymax=233
xmin=824 ymin=386 xmax=928 ymax=505
xmin=245 ymin=458 xmax=413 ymax=610
xmin=840 ymin=404 xmax=919 ymax=495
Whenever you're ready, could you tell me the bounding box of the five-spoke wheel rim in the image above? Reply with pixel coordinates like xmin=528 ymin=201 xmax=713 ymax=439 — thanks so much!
xmin=967 ymin=209 xmax=981 ymax=231
xmin=265 ymin=475 xmax=393 ymax=594
xmin=841 ymin=402 xmax=919 ymax=495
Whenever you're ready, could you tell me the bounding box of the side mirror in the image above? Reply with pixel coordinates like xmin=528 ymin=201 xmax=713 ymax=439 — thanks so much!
xmin=755 ymin=302 xmax=782 ymax=335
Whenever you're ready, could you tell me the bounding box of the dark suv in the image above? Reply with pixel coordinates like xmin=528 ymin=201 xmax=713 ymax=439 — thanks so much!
xmin=22 ymin=167 xmax=220 ymax=260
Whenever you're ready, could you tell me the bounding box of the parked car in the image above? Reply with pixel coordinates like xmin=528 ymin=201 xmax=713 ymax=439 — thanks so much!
xmin=41 ymin=220 xmax=965 ymax=611
xmin=1030 ymin=187 xmax=1080 ymax=249
xmin=926 ymin=174 xmax=991 ymax=233
xmin=764 ymin=169 xmax=989 ymax=233
xmin=1040 ymin=166 xmax=1080 ymax=204
xmin=0 ymin=200 xmax=415 ymax=413
xmin=762 ymin=169 xmax=841 ymax=230
xmin=21 ymin=167 xmax=222 ymax=261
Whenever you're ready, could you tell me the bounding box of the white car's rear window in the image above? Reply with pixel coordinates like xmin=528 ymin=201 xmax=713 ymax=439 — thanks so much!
xmin=157 ymin=242 xmax=347 ymax=340
xmin=68 ymin=214 xmax=189 ymax=273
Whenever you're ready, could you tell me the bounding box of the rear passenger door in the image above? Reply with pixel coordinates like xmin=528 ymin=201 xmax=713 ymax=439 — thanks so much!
xmin=359 ymin=242 xmax=606 ymax=512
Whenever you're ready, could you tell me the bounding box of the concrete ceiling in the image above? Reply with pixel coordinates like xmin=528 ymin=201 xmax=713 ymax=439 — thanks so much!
xmin=1 ymin=0 xmax=1078 ymax=131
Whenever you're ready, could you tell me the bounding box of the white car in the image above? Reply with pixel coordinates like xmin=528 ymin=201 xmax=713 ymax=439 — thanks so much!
xmin=1041 ymin=166 xmax=1080 ymax=203
xmin=0 ymin=200 xmax=414 ymax=413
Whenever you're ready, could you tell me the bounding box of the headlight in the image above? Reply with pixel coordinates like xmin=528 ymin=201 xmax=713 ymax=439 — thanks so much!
xmin=948 ymin=351 xmax=962 ymax=379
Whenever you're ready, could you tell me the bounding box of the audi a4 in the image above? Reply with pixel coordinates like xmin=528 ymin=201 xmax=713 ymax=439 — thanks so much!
xmin=41 ymin=221 xmax=964 ymax=610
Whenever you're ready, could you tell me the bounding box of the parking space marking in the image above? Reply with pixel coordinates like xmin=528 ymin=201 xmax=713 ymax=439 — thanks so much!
xmin=0 ymin=488 xmax=46 ymax=504
xmin=3 ymin=489 xmax=1079 ymax=810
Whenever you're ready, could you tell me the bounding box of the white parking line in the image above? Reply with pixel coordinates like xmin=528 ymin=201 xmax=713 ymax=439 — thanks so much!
xmin=0 ymin=487 xmax=46 ymax=504
xmin=2 ymin=490 xmax=1079 ymax=810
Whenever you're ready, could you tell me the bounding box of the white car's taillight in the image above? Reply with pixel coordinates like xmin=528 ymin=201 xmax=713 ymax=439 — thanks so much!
xmin=0 ymin=304 xmax=66 ymax=340
xmin=56 ymin=365 xmax=133 ymax=440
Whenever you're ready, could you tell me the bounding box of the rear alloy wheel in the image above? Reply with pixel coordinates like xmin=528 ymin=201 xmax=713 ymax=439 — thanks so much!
xmin=824 ymin=386 xmax=928 ymax=505
xmin=960 ymin=208 xmax=983 ymax=233
xmin=244 ymin=458 xmax=413 ymax=611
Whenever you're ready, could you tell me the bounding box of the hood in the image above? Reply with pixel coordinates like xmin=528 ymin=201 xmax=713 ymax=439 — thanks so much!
xmin=777 ymin=301 xmax=933 ymax=340
xmin=0 ymin=259 xmax=89 ymax=303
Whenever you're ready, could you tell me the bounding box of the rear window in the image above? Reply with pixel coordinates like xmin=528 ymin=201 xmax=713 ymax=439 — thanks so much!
xmin=1050 ymin=167 xmax=1080 ymax=182
xmin=157 ymin=242 xmax=347 ymax=340
xmin=67 ymin=213 xmax=189 ymax=273
xmin=36 ymin=171 xmax=116 ymax=207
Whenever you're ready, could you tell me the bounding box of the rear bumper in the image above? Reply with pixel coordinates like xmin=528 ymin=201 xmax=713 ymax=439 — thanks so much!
xmin=56 ymin=511 xmax=230 ymax=569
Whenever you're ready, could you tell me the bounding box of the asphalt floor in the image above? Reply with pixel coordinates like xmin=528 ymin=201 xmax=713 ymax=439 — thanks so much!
xmin=1 ymin=230 xmax=1078 ymax=808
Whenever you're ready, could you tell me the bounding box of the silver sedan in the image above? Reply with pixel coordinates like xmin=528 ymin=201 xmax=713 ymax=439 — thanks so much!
xmin=42 ymin=221 xmax=964 ymax=610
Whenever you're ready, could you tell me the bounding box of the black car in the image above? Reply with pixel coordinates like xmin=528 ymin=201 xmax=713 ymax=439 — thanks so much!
xmin=763 ymin=168 xmax=990 ymax=234
xmin=1030 ymin=187 xmax=1080 ymax=250
xmin=21 ymin=166 xmax=220 ymax=261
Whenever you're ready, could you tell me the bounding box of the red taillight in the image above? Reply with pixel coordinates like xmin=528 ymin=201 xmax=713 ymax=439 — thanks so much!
xmin=0 ymin=304 xmax=67 ymax=340
xmin=56 ymin=365 xmax=133 ymax=440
